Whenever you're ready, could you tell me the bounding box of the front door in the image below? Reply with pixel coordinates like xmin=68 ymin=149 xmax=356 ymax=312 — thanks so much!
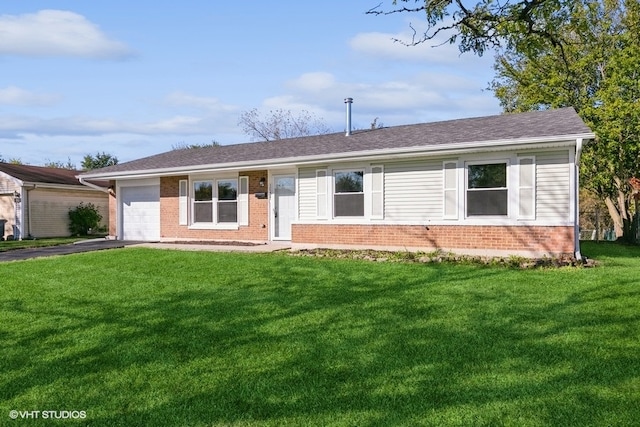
xmin=273 ymin=175 xmax=295 ymax=240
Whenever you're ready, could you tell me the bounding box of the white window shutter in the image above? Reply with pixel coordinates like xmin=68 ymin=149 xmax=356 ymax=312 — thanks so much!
xmin=443 ymin=161 xmax=458 ymax=219
xmin=518 ymin=157 xmax=535 ymax=219
xmin=238 ymin=176 xmax=249 ymax=226
xmin=179 ymin=179 xmax=188 ymax=225
xmin=371 ymin=165 xmax=384 ymax=219
xmin=316 ymin=169 xmax=328 ymax=219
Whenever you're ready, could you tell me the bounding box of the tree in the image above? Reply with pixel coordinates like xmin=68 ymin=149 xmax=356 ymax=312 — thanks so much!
xmin=82 ymin=152 xmax=118 ymax=170
xmin=44 ymin=158 xmax=76 ymax=169
xmin=367 ymin=0 xmax=576 ymax=57
xmin=489 ymin=0 xmax=640 ymax=241
xmin=238 ymin=108 xmax=332 ymax=141
xmin=172 ymin=140 xmax=221 ymax=150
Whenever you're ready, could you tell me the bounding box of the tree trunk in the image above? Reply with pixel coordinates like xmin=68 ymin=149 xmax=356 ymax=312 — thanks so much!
xmin=605 ymin=196 xmax=623 ymax=237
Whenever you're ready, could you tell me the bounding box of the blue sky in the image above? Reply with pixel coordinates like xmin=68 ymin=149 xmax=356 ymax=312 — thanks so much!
xmin=0 ymin=1 xmax=500 ymax=166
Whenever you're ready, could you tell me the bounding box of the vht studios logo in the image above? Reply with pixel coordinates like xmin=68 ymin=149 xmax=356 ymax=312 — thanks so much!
xmin=9 ymin=410 xmax=87 ymax=420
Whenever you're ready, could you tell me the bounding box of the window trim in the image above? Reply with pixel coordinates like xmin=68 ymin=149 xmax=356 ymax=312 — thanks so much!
xmin=465 ymin=159 xmax=510 ymax=218
xmin=189 ymin=176 xmax=241 ymax=228
xmin=333 ymin=168 xmax=365 ymax=218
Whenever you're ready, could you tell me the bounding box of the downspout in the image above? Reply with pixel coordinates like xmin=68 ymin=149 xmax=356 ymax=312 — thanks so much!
xmin=574 ymin=137 xmax=584 ymax=260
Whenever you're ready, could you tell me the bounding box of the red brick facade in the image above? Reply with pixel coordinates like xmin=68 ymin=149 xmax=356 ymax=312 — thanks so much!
xmin=292 ymin=223 xmax=575 ymax=256
xmin=159 ymin=172 xmax=269 ymax=241
xmin=109 ymin=173 xmax=575 ymax=256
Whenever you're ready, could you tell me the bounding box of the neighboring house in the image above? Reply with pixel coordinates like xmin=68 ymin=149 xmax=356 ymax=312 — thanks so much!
xmin=0 ymin=163 xmax=109 ymax=240
xmin=79 ymin=107 xmax=595 ymax=257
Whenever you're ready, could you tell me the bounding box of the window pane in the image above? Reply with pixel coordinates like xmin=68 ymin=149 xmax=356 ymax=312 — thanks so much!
xmin=467 ymin=189 xmax=508 ymax=216
xmin=194 ymin=203 xmax=213 ymax=222
xmin=217 ymin=201 xmax=237 ymax=222
xmin=218 ymin=180 xmax=238 ymax=200
xmin=334 ymin=194 xmax=364 ymax=216
xmin=468 ymin=164 xmax=506 ymax=189
xmin=194 ymin=181 xmax=213 ymax=201
xmin=335 ymin=171 xmax=363 ymax=193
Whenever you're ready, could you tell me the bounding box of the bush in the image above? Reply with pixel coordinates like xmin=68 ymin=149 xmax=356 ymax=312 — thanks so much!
xmin=68 ymin=202 xmax=103 ymax=236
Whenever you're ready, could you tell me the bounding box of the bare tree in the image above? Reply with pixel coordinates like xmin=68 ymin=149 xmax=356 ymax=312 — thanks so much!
xmin=238 ymin=108 xmax=332 ymax=141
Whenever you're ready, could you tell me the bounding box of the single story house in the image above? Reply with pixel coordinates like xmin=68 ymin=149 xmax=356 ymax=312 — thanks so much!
xmin=78 ymin=107 xmax=595 ymax=257
xmin=0 ymin=163 xmax=109 ymax=240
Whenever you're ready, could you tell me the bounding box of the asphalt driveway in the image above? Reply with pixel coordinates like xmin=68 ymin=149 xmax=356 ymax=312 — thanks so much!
xmin=0 ymin=239 xmax=143 ymax=262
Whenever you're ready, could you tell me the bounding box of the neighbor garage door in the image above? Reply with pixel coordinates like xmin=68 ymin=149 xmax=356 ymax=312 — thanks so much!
xmin=120 ymin=185 xmax=160 ymax=241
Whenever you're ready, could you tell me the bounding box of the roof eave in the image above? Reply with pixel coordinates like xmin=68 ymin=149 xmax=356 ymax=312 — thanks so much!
xmin=80 ymin=133 xmax=595 ymax=180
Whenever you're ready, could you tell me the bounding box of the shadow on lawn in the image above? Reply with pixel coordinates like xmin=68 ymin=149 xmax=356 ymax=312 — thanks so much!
xmin=3 ymin=254 xmax=640 ymax=426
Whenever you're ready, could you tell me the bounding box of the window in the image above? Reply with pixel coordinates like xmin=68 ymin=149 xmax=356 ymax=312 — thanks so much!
xmin=334 ymin=170 xmax=364 ymax=217
xmin=193 ymin=181 xmax=213 ymax=223
xmin=466 ymin=162 xmax=508 ymax=216
xmin=217 ymin=179 xmax=238 ymax=223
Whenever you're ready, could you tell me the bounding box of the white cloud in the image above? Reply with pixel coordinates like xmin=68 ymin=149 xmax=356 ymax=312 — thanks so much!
xmin=0 ymin=10 xmax=135 ymax=59
xmin=164 ymin=91 xmax=237 ymax=113
xmin=0 ymin=86 xmax=62 ymax=106
xmin=0 ymin=114 xmax=213 ymax=137
xmin=287 ymin=72 xmax=336 ymax=92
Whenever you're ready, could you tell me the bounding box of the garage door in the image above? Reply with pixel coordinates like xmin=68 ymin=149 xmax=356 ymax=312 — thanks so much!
xmin=120 ymin=185 xmax=160 ymax=241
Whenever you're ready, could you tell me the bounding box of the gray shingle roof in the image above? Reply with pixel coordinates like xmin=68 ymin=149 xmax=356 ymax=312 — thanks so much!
xmin=82 ymin=108 xmax=593 ymax=177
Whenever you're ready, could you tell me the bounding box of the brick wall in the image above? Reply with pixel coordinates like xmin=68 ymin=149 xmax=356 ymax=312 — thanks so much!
xmin=292 ymin=224 xmax=575 ymax=256
xmin=159 ymin=172 xmax=269 ymax=241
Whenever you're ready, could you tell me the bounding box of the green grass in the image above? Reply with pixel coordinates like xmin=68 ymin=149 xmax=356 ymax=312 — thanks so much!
xmin=0 ymin=237 xmax=90 ymax=252
xmin=1 ymin=241 xmax=639 ymax=426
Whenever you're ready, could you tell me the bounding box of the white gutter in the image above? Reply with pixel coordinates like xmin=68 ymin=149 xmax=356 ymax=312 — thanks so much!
xmin=78 ymin=176 xmax=110 ymax=193
xmin=574 ymin=137 xmax=584 ymax=260
xmin=80 ymin=133 xmax=595 ymax=181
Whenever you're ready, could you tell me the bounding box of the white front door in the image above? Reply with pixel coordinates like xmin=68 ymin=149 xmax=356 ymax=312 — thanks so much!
xmin=272 ymin=175 xmax=295 ymax=240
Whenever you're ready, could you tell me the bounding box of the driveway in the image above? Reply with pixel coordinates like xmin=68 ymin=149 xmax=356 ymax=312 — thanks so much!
xmin=0 ymin=239 xmax=143 ymax=262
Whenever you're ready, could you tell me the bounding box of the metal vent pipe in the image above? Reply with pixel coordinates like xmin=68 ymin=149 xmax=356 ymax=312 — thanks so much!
xmin=344 ymin=97 xmax=353 ymax=136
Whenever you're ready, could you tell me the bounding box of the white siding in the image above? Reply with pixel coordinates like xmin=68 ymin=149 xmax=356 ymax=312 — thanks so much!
xmin=384 ymin=160 xmax=443 ymax=221
xmin=535 ymin=150 xmax=571 ymax=220
xmin=0 ymin=175 xmax=18 ymax=238
xmin=29 ymin=188 xmax=109 ymax=238
xmin=298 ymin=168 xmax=317 ymax=220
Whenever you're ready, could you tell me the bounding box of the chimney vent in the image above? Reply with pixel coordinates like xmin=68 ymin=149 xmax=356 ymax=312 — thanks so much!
xmin=344 ymin=97 xmax=353 ymax=136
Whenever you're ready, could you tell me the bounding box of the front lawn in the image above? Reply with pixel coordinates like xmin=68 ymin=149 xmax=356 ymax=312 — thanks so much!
xmin=1 ymin=242 xmax=639 ymax=426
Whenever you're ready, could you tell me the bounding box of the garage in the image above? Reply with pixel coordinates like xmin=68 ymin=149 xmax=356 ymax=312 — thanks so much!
xmin=120 ymin=184 xmax=160 ymax=241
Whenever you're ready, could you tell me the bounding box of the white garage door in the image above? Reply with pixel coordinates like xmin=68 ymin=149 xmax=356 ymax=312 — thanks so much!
xmin=120 ymin=185 xmax=160 ymax=241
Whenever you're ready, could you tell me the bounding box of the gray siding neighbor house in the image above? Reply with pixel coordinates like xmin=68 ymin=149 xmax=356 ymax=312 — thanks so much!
xmin=78 ymin=107 xmax=595 ymax=257
xmin=0 ymin=163 xmax=109 ymax=239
